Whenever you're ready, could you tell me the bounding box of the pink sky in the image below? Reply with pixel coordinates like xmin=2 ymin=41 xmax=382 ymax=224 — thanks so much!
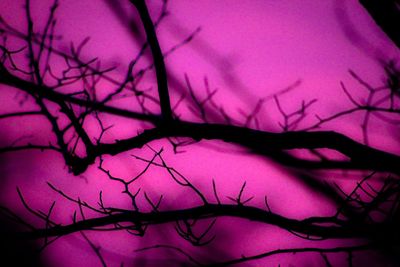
xmin=0 ymin=1 xmax=399 ymax=266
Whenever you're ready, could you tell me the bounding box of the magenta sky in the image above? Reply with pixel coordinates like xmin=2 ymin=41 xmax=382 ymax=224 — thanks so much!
xmin=0 ymin=1 xmax=399 ymax=266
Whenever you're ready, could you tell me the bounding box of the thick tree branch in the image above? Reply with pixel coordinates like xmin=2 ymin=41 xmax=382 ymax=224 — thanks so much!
xmin=130 ymin=0 xmax=173 ymax=121
xmin=0 ymin=111 xmax=42 ymax=119
xmin=97 ymin=121 xmax=400 ymax=174
xmin=359 ymin=0 xmax=400 ymax=49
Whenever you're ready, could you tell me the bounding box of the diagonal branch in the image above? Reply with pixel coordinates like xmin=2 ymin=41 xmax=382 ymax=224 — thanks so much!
xmin=0 ymin=66 xmax=161 ymax=123
xmin=130 ymin=0 xmax=172 ymax=121
xmin=359 ymin=0 xmax=400 ymax=50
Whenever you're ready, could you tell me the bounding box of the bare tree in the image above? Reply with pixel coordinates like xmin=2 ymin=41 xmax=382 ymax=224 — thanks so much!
xmin=0 ymin=1 xmax=399 ymax=266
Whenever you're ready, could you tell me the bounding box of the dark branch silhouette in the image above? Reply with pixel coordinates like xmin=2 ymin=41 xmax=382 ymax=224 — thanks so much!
xmin=359 ymin=0 xmax=400 ymax=50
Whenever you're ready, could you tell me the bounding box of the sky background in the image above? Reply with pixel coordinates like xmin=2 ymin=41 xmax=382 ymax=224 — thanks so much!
xmin=0 ymin=0 xmax=399 ymax=266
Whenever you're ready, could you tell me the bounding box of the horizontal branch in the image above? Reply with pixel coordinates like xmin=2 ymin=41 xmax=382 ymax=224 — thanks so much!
xmin=0 ymin=111 xmax=42 ymax=119
xmin=0 ymin=144 xmax=60 ymax=153
xmin=14 ymin=204 xmax=396 ymax=241
xmin=97 ymin=121 xmax=400 ymax=174
xmin=208 ymin=243 xmax=374 ymax=266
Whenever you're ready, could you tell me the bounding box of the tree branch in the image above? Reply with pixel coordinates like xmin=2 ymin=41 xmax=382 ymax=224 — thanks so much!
xmin=130 ymin=0 xmax=173 ymax=121
xmin=359 ymin=0 xmax=400 ymax=49
xmin=13 ymin=204 xmax=396 ymax=240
